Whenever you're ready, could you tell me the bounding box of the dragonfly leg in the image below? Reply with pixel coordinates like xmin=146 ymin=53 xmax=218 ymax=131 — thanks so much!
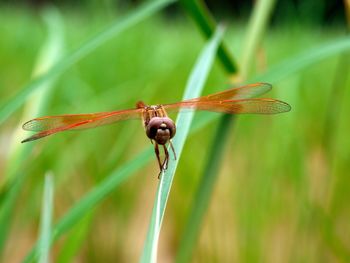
xmin=169 ymin=140 xmax=176 ymax=160
xmin=154 ymin=143 xmax=163 ymax=178
xmin=163 ymin=144 xmax=169 ymax=170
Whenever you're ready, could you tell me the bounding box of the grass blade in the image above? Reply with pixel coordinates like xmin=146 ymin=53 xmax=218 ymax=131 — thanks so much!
xmin=175 ymin=0 xmax=276 ymax=261
xmin=0 ymin=0 xmax=175 ymax=125
xmin=38 ymin=173 xmax=54 ymax=263
xmin=240 ymin=0 xmax=277 ymax=79
xmin=22 ymin=148 xmax=153 ymax=263
xmin=179 ymin=0 xmax=237 ymax=74
xmin=139 ymin=25 xmax=225 ymax=263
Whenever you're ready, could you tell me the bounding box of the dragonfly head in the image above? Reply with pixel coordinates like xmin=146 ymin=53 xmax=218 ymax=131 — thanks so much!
xmin=146 ymin=117 xmax=176 ymax=145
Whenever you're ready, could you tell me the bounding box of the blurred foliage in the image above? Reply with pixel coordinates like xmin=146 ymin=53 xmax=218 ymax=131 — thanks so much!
xmin=0 ymin=0 xmax=347 ymax=25
xmin=0 ymin=1 xmax=350 ymax=263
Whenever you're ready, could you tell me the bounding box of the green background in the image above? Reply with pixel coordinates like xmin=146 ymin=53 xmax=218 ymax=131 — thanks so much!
xmin=1 ymin=1 xmax=350 ymax=262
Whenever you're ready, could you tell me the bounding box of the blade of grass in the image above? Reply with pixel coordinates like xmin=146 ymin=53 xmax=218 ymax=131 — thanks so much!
xmin=240 ymin=0 xmax=277 ymax=79
xmin=22 ymin=148 xmax=153 ymax=263
xmin=0 ymin=0 xmax=175 ymax=125
xmin=179 ymin=0 xmax=238 ymax=74
xmin=38 ymin=173 xmax=54 ymax=263
xmin=175 ymin=0 xmax=276 ymax=261
xmin=139 ymin=24 xmax=225 ymax=263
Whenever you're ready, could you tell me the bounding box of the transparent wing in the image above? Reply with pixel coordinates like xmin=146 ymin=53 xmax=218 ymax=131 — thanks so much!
xmin=164 ymin=98 xmax=291 ymax=114
xmin=22 ymin=108 xmax=142 ymax=143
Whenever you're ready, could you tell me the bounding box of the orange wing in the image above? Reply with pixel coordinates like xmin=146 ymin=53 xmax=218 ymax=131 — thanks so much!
xmin=164 ymin=98 xmax=291 ymax=114
xmin=22 ymin=108 xmax=142 ymax=143
xmin=163 ymin=83 xmax=290 ymax=114
xmin=22 ymin=83 xmax=290 ymax=143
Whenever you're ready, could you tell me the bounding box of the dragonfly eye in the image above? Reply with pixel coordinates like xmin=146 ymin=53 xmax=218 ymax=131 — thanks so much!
xmin=146 ymin=117 xmax=176 ymax=145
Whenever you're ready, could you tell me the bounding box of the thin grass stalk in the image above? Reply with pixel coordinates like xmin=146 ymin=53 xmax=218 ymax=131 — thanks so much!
xmin=140 ymin=25 xmax=225 ymax=263
xmin=240 ymin=0 xmax=277 ymax=80
xmin=38 ymin=173 xmax=54 ymax=263
xmin=179 ymin=0 xmax=238 ymax=74
xmin=0 ymin=0 xmax=175 ymax=126
xmin=175 ymin=0 xmax=276 ymax=261
xmin=22 ymin=148 xmax=153 ymax=263
xmin=0 ymin=8 xmax=64 ymax=255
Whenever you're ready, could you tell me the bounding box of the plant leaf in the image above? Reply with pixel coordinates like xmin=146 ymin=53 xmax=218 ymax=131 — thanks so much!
xmin=139 ymin=25 xmax=225 ymax=263
xmin=179 ymin=0 xmax=237 ymax=74
xmin=38 ymin=173 xmax=54 ymax=263
xmin=22 ymin=148 xmax=153 ymax=263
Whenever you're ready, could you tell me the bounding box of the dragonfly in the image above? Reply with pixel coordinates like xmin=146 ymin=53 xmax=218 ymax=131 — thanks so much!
xmin=22 ymin=82 xmax=291 ymax=175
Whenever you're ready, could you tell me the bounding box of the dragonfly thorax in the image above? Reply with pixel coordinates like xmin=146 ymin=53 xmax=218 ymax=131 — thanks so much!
xmin=146 ymin=117 xmax=176 ymax=145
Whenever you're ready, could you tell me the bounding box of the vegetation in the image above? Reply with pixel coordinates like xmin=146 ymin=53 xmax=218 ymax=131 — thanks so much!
xmin=0 ymin=1 xmax=349 ymax=262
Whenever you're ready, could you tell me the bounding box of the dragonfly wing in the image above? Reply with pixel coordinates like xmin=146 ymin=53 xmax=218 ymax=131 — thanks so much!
xmin=214 ymin=99 xmax=291 ymax=114
xmin=23 ymin=112 xmax=106 ymax=132
xmin=22 ymin=108 xmax=142 ymax=143
xmin=183 ymin=82 xmax=272 ymax=102
xmin=164 ymin=99 xmax=291 ymax=114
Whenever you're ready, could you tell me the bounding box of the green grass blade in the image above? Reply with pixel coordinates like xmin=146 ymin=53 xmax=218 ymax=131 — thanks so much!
xmin=179 ymin=0 xmax=237 ymax=74
xmin=22 ymin=148 xmax=153 ymax=263
xmin=176 ymin=0 xmax=276 ymax=261
xmin=53 ymin=150 xmax=151 ymax=237
xmin=0 ymin=0 xmax=175 ymax=125
xmin=139 ymin=25 xmax=225 ymax=263
xmin=38 ymin=173 xmax=54 ymax=263
xmin=240 ymin=0 xmax=277 ymax=79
